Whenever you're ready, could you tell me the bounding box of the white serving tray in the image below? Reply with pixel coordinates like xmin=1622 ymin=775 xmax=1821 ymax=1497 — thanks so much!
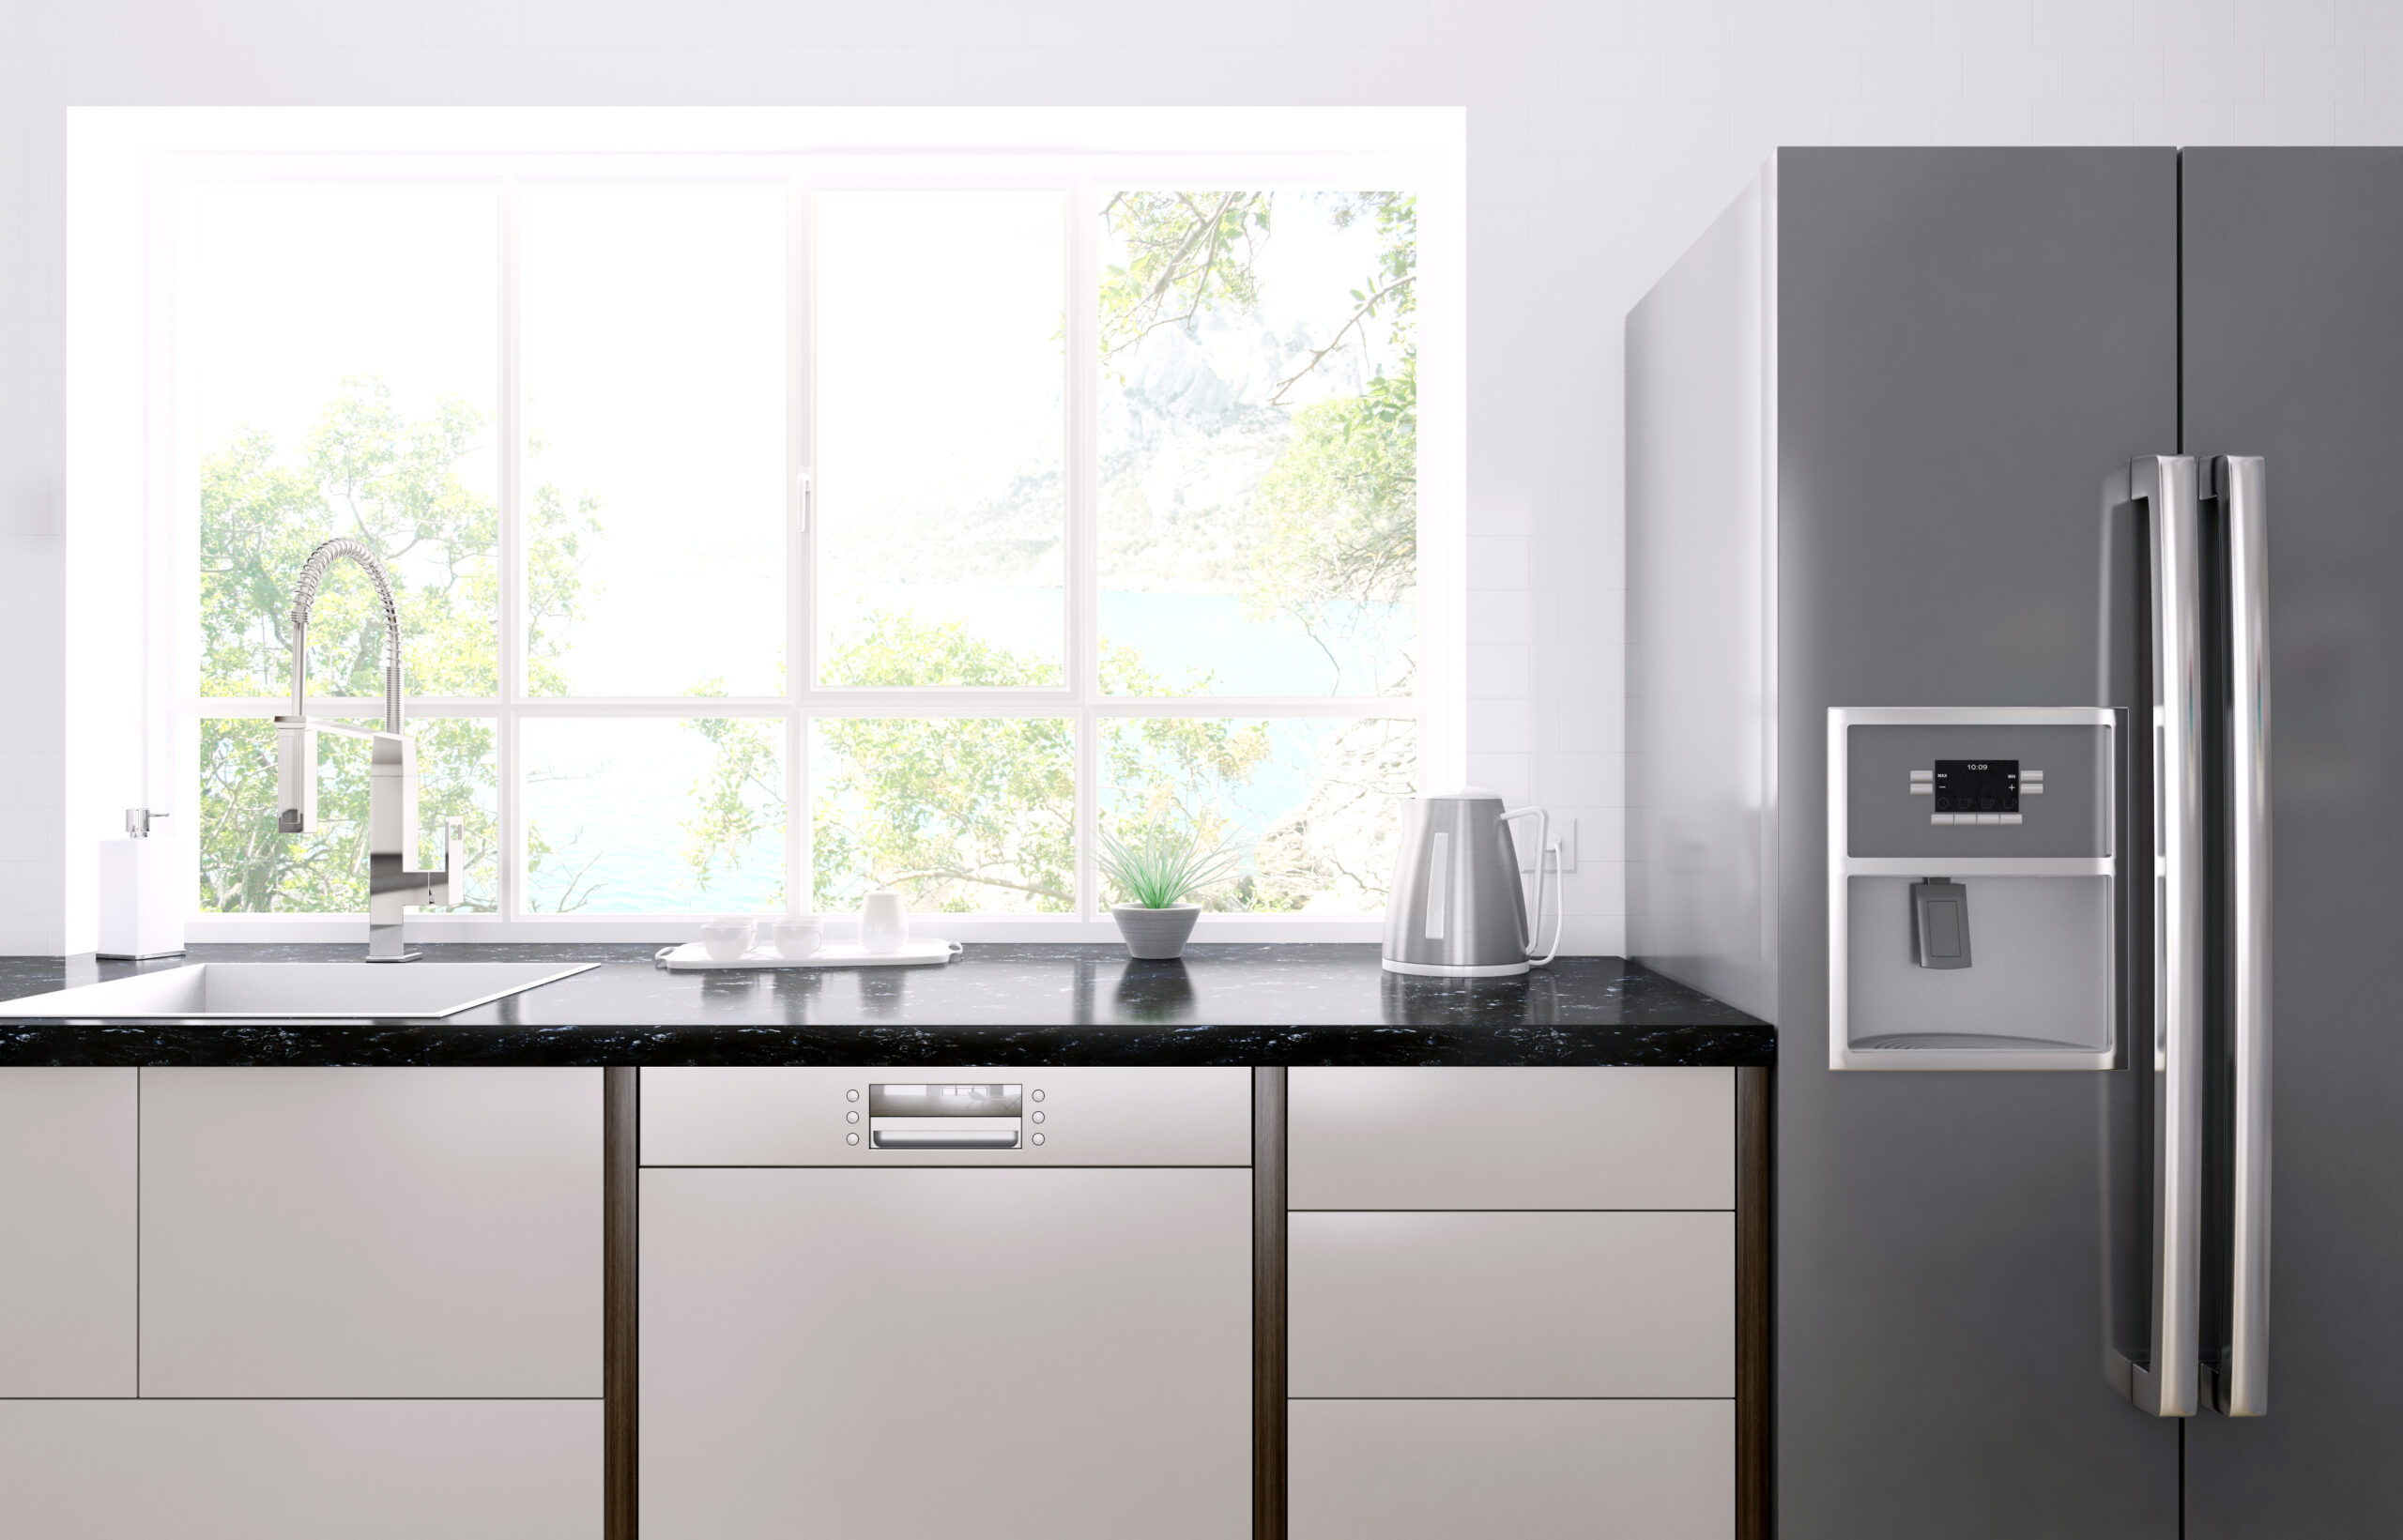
xmin=653 ymin=938 xmax=961 ymax=971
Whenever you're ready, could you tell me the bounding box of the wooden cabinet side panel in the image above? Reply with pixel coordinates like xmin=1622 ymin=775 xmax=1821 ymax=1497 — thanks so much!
xmin=0 ymin=1067 xmax=137 ymax=1396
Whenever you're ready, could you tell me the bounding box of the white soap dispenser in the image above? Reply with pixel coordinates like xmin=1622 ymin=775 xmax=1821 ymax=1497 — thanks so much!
xmin=98 ymin=808 xmax=187 ymax=961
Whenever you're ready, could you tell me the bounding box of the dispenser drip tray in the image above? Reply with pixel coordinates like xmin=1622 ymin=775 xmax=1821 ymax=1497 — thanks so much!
xmin=1843 ymin=874 xmax=2115 ymax=1068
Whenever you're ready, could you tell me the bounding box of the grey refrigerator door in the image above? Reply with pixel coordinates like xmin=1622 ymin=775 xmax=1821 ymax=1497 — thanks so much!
xmin=2181 ymin=147 xmax=2403 ymax=1537
xmin=1773 ymin=149 xmax=2181 ymax=1539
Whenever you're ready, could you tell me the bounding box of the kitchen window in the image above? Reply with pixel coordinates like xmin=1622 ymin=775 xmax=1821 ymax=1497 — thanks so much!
xmin=118 ymin=113 xmax=1462 ymax=937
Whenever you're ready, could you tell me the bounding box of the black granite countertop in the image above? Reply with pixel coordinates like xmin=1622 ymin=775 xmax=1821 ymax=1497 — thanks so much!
xmin=0 ymin=942 xmax=1770 ymax=1068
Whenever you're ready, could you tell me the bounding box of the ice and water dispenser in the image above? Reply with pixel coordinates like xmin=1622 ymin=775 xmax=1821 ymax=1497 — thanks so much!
xmin=1829 ymin=708 xmax=2120 ymax=1070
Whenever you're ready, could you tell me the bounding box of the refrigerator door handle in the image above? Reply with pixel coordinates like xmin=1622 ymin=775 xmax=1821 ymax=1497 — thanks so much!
xmin=2210 ymin=453 xmax=2272 ymax=1417
xmin=2110 ymin=454 xmax=2205 ymax=1419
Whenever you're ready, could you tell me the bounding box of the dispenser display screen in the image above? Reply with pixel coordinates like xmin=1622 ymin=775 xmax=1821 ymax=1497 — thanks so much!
xmin=1933 ymin=759 xmax=2019 ymax=814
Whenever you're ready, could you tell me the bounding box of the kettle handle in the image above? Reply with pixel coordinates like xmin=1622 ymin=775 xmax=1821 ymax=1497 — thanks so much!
xmin=1499 ymin=807 xmax=1561 ymax=966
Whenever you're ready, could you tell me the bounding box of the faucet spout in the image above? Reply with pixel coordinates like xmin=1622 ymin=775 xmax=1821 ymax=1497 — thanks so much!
xmin=273 ymin=537 xmax=456 ymax=962
xmin=278 ymin=538 xmax=406 ymax=836
xmin=289 ymin=535 xmax=405 ymax=733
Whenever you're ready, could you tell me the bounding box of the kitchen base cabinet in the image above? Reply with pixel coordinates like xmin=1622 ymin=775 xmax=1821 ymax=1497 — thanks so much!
xmin=1289 ymin=1399 xmax=1733 ymax=1540
xmin=641 ymin=1164 xmax=1251 ymax=1540
xmin=139 ymin=1066 xmax=602 ymax=1397
xmin=0 ymin=1068 xmax=135 ymax=1395
xmin=1286 ymin=1067 xmax=1744 ymax=1538
xmin=1288 ymin=1066 xmax=1732 ymax=1210
xmin=0 ymin=1399 xmax=600 ymax=1539
xmin=1288 ymin=1210 xmax=1734 ymax=1397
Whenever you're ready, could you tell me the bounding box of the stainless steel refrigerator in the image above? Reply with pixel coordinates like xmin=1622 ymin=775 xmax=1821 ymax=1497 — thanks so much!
xmin=1628 ymin=148 xmax=2403 ymax=1538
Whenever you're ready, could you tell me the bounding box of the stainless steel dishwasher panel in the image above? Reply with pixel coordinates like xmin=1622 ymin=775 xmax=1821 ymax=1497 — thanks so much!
xmin=640 ymin=1065 xmax=1253 ymax=1166
xmin=639 ymin=1165 xmax=1253 ymax=1540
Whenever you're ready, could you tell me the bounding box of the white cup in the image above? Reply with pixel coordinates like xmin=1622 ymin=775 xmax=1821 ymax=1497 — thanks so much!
xmin=698 ymin=915 xmax=756 ymax=961
xmin=770 ymin=915 xmax=824 ymax=958
xmin=858 ymin=890 xmax=911 ymax=954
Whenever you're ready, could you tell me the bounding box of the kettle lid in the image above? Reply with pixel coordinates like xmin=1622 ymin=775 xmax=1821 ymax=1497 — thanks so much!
xmin=1419 ymin=785 xmax=1506 ymax=801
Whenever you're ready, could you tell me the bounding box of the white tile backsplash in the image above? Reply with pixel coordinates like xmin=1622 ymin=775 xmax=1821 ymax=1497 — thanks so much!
xmin=1465 ymin=697 xmax=1538 ymax=756
xmin=0 ymin=0 xmax=2361 ymax=953
xmin=1465 ymin=645 xmax=1533 ymax=701
xmin=2264 ymin=45 xmax=2365 ymax=97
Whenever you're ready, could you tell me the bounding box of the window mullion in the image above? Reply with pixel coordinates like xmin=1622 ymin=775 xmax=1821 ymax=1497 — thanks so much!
xmin=497 ymin=181 xmax=526 ymax=920
xmin=1068 ymin=178 xmax=1101 ymax=919
xmin=788 ymin=180 xmax=815 ymax=914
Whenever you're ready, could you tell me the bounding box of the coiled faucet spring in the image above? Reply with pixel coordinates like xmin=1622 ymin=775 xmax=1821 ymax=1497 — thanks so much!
xmin=288 ymin=536 xmax=403 ymax=733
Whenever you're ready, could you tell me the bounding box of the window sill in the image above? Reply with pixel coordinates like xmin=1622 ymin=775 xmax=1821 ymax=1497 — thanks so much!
xmin=182 ymin=913 xmax=1390 ymax=945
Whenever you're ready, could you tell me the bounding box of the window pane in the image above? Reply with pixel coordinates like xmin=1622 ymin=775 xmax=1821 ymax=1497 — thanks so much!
xmin=1101 ymin=716 xmax=1415 ymax=913
xmin=811 ymin=718 xmax=1074 ymax=914
xmin=523 ymin=718 xmax=787 ymax=914
xmin=817 ymin=192 xmax=1065 ymax=687
xmin=199 ymin=718 xmax=498 ymax=914
xmin=1098 ymin=191 xmax=1416 ymax=697
xmin=181 ymin=184 xmax=499 ymax=700
xmin=521 ymin=187 xmax=787 ymax=696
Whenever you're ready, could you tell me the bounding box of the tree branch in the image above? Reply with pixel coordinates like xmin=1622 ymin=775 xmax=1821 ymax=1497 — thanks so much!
xmin=1267 ymin=271 xmax=1416 ymax=404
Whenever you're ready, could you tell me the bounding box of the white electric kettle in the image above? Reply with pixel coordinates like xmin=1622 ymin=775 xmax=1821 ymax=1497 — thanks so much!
xmin=1382 ymin=787 xmax=1561 ymax=977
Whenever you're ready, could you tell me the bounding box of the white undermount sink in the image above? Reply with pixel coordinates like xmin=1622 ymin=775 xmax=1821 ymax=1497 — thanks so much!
xmin=0 ymin=961 xmax=598 ymax=1020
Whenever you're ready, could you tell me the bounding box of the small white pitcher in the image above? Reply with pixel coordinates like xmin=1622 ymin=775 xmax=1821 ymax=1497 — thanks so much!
xmin=858 ymin=890 xmax=911 ymax=953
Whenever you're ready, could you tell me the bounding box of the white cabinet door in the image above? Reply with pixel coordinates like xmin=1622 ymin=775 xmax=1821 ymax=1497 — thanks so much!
xmin=1289 ymin=1066 xmax=1732 ymax=1210
xmin=1289 ymin=1210 xmax=1734 ymax=1398
xmin=0 ymin=1399 xmax=599 ymax=1540
xmin=1290 ymin=1399 xmax=1732 ymax=1540
xmin=642 ymin=1166 xmax=1251 ymax=1540
xmin=139 ymin=1067 xmax=603 ymax=1397
xmin=0 ymin=1068 xmax=136 ymax=1395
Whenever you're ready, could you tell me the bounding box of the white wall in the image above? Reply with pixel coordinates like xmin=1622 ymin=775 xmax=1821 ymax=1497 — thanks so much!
xmin=1 ymin=0 xmax=2391 ymax=956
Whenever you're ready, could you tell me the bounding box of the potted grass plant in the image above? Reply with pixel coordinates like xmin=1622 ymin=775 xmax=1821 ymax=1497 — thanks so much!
xmin=1096 ymin=823 xmax=1238 ymax=960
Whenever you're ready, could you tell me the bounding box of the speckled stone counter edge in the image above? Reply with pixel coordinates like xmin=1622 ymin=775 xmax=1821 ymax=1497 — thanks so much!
xmin=0 ymin=942 xmax=1773 ymax=1069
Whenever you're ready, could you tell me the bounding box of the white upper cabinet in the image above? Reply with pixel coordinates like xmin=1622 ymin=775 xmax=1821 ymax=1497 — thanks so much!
xmin=138 ymin=1067 xmax=603 ymax=1397
xmin=0 ymin=1068 xmax=137 ymax=1396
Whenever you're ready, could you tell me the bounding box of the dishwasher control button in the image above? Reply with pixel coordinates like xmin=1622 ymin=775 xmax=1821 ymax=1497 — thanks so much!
xmin=845 ymin=1132 xmax=860 ymax=1146
xmin=1032 ymin=1132 xmax=1046 ymax=1146
xmin=1032 ymin=1110 xmax=1046 ymax=1124
xmin=846 ymin=1089 xmax=860 ymax=1102
xmin=846 ymin=1110 xmax=859 ymax=1123
xmin=1032 ymin=1089 xmax=1045 ymax=1102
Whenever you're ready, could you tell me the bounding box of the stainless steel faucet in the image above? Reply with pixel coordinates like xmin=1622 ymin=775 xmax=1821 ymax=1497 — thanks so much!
xmin=273 ymin=537 xmax=461 ymax=962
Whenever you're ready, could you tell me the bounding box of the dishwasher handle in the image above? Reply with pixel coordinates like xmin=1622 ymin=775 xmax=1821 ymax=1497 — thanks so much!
xmin=869 ymin=1118 xmax=1023 ymax=1150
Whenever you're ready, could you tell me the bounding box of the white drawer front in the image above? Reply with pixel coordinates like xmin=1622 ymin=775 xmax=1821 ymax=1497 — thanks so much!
xmin=140 ymin=1067 xmax=603 ymax=1397
xmin=1291 ymin=1398 xmax=1732 ymax=1540
xmin=641 ymin=1065 xmax=1252 ymax=1166
xmin=1289 ymin=1066 xmax=1732 ymax=1210
xmin=0 ymin=1068 xmax=136 ymax=1396
xmin=0 ymin=1400 xmax=600 ymax=1540
xmin=1289 ymin=1211 xmax=1733 ymax=1397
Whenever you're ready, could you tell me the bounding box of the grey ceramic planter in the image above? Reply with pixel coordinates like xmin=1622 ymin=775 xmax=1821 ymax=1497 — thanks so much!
xmin=1110 ymin=902 xmax=1202 ymax=960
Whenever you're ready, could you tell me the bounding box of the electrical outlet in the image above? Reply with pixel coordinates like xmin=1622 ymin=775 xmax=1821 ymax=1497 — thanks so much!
xmin=1516 ymin=816 xmax=1577 ymax=874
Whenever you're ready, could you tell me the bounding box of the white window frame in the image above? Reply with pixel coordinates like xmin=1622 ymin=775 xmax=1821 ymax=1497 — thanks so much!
xmin=68 ymin=109 xmax=1467 ymax=943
